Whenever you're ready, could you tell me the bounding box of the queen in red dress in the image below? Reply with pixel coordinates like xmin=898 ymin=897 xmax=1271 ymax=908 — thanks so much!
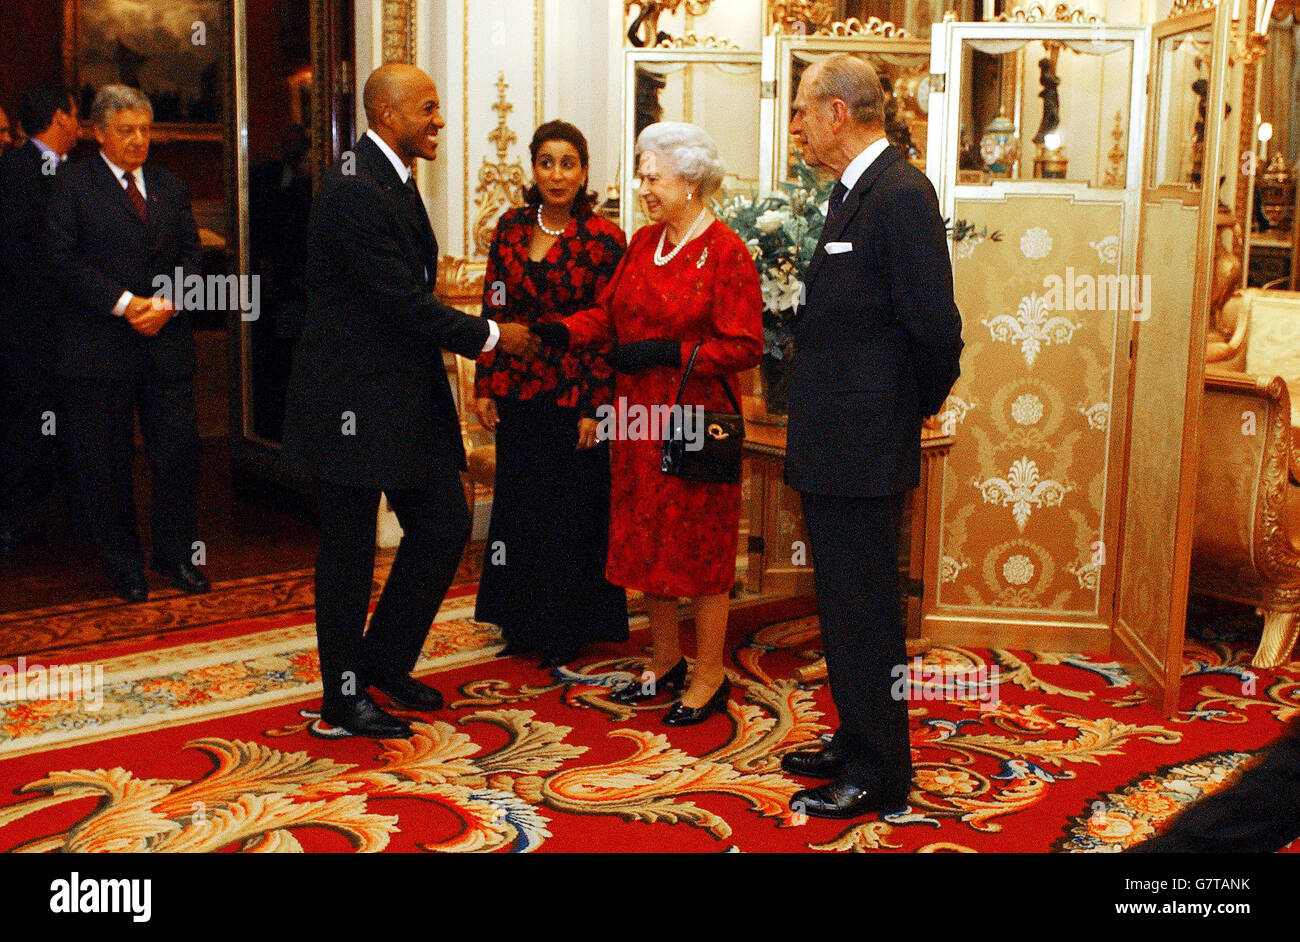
xmin=534 ymin=122 xmax=762 ymax=726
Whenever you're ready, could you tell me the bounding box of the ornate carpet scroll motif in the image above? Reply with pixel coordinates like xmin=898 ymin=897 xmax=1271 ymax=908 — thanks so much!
xmin=0 ymin=605 xmax=1295 ymax=853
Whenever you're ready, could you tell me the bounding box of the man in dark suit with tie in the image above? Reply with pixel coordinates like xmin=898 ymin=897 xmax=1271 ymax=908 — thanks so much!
xmin=46 ymin=84 xmax=209 ymax=603
xmin=781 ymin=55 xmax=964 ymax=818
xmin=0 ymin=85 xmax=81 ymax=556
xmin=283 ymin=63 xmax=537 ymax=740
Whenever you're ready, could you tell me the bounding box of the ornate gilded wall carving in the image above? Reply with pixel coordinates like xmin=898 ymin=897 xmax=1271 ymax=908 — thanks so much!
xmin=626 ymin=0 xmax=716 ymax=47
xmin=382 ymin=0 xmax=415 ymax=63
xmin=471 ymin=73 xmax=528 ymax=257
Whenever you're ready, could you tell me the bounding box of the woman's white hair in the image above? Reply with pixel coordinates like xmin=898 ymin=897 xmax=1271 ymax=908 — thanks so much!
xmin=635 ymin=121 xmax=726 ymax=197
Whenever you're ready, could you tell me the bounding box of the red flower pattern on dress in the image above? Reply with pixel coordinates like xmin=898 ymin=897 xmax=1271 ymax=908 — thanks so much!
xmin=474 ymin=205 xmax=626 ymax=416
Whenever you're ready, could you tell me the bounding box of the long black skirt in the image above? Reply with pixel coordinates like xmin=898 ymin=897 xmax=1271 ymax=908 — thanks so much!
xmin=474 ymin=397 xmax=628 ymax=653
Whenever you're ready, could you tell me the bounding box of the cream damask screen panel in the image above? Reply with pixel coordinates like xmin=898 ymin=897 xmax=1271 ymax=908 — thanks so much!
xmin=1115 ymin=198 xmax=1200 ymax=673
xmin=934 ymin=194 xmax=1130 ymax=627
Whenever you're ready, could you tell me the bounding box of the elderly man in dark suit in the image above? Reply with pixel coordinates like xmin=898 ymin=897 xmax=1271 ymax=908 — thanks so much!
xmin=781 ymin=55 xmax=964 ymax=818
xmin=283 ymin=63 xmax=537 ymax=740
xmin=0 ymin=85 xmax=80 ymax=556
xmin=46 ymin=84 xmax=208 ymax=603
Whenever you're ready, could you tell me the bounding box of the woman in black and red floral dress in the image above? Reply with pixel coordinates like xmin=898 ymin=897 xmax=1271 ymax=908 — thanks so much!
xmin=473 ymin=121 xmax=629 ymax=667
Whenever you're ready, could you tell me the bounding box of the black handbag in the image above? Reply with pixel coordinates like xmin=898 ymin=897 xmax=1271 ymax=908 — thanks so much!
xmin=660 ymin=343 xmax=745 ymax=484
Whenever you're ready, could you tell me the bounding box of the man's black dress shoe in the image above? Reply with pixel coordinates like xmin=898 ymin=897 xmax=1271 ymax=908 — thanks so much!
xmin=609 ymin=658 xmax=687 ymax=705
xmin=321 ymin=695 xmax=413 ymax=738
xmin=781 ymin=744 xmax=847 ymax=779
xmin=662 ymin=676 xmax=730 ymax=726
xmin=791 ymin=778 xmax=909 ymax=819
xmin=152 ymin=559 xmax=210 ymax=594
xmin=111 ymin=571 xmax=149 ymax=603
xmin=369 ymin=674 xmax=444 ymax=711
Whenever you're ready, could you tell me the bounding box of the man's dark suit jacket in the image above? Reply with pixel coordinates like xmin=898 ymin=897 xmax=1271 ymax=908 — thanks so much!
xmin=282 ymin=134 xmax=491 ymax=491
xmin=0 ymin=140 xmax=62 ymax=350
xmin=45 ymin=153 xmax=203 ymax=380
xmin=785 ymin=145 xmax=963 ymax=497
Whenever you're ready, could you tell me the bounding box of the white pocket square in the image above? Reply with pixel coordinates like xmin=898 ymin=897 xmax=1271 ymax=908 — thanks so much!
xmin=824 ymin=241 xmax=853 ymax=255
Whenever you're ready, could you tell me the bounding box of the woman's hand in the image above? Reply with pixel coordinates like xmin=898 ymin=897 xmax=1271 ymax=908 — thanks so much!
xmin=607 ymin=338 xmax=681 ymax=374
xmin=577 ymin=417 xmax=599 ymax=450
xmin=530 ymin=320 xmax=570 ymax=351
xmin=475 ymin=397 xmax=499 ymax=432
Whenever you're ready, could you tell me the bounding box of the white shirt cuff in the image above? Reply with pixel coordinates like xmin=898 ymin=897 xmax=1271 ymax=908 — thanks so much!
xmin=113 ymin=292 xmax=132 ymax=317
xmin=482 ymin=319 xmax=500 ymax=352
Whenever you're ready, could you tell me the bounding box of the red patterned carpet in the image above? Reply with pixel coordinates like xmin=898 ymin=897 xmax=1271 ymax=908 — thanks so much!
xmin=0 ymin=584 xmax=1296 ymax=853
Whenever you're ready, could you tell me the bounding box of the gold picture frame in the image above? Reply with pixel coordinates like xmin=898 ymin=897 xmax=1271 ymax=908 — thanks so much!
xmin=63 ymin=0 xmax=225 ymax=142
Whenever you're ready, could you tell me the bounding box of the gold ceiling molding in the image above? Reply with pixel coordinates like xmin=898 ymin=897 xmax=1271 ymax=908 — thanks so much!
xmin=1168 ymin=0 xmax=1217 ymax=17
xmin=471 ymin=73 xmax=528 ymax=257
xmin=767 ymin=0 xmax=835 ymax=34
xmin=654 ymin=32 xmax=741 ymax=48
xmin=768 ymin=4 xmax=908 ymax=38
xmin=998 ymin=3 xmax=1101 ymax=22
xmin=823 ymin=17 xmax=909 ymax=37
xmin=625 ymin=0 xmax=715 ymax=47
xmin=381 ymin=0 xmax=415 ymax=64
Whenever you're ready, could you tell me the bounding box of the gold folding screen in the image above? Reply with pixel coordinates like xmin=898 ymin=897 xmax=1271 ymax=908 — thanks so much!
xmin=924 ymin=17 xmax=1149 ymax=654
xmin=924 ymin=5 xmax=1234 ymax=714
xmin=1114 ymin=4 xmax=1232 ymax=715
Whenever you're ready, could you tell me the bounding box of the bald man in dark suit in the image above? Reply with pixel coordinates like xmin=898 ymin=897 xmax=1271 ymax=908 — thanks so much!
xmin=283 ymin=64 xmax=537 ymax=739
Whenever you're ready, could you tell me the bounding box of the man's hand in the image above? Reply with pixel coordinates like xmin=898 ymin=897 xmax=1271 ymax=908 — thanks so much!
xmin=497 ymin=322 xmax=539 ymax=358
xmin=577 ymin=416 xmax=599 ymax=449
xmin=475 ymin=397 xmax=499 ymax=432
xmin=124 ymin=295 xmax=175 ymax=337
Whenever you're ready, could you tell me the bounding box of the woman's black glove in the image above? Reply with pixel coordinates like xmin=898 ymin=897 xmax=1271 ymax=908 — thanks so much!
xmin=607 ymin=338 xmax=682 ymax=374
xmin=530 ymin=320 xmax=570 ymax=351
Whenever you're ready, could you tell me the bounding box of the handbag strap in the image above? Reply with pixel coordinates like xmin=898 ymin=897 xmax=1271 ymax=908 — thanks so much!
xmin=671 ymin=343 xmax=743 ymax=415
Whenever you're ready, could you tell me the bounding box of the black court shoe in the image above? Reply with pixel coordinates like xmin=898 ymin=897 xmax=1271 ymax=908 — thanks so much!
xmin=662 ymin=677 xmax=731 ymax=726
xmin=609 ymin=658 xmax=687 ymax=705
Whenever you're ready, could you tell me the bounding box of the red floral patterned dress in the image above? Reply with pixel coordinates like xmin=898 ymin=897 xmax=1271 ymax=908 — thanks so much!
xmin=474 ymin=205 xmax=625 ymax=413
xmin=564 ymin=219 xmax=763 ymax=597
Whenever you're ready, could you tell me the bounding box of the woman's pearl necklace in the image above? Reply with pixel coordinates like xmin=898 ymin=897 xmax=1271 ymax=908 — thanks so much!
xmin=653 ymin=208 xmax=708 ymax=266
xmin=536 ymin=204 xmax=568 ymax=236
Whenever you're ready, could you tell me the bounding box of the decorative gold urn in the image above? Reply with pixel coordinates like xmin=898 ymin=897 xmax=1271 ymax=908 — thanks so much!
xmin=1259 ymin=155 xmax=1296 ymax=234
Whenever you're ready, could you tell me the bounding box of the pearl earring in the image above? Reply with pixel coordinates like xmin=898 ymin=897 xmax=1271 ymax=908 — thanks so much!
xmin=687 ymin=191 xmax=693 ymax=201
